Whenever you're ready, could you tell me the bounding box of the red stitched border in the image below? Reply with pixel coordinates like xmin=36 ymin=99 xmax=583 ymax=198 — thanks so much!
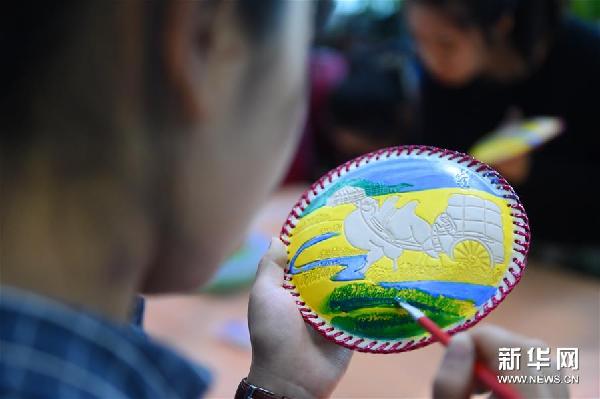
xmin=280 ymin=145 xmax=530 ymax=354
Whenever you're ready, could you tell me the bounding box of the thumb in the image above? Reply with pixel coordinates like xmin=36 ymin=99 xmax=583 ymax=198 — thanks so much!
xmin=433 ymin=333 xmax=476 ymax=399
xmin=254 ymin=237 xmax=288 ymax=287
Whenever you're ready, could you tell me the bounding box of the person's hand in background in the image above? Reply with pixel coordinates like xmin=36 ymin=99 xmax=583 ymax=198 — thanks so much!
xmin=434 ymin=325 xmax=569 ymax=399
xmin=247 ymin=238 xmax=353 ymax=399
xmin=492 ymin=153 xmax=531 ymax=186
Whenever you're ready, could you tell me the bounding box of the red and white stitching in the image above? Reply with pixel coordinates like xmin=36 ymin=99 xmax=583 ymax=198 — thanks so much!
xmin=280 ymin=145 xmax=530 ymax=354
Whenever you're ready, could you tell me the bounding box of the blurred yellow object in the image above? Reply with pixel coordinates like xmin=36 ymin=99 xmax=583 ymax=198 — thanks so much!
xmin=470 ymin=116 xmax=563 ymax=164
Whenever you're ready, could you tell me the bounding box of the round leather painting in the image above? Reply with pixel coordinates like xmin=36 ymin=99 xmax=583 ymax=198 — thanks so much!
xmin=281 ymin=146 xmax=529 ymax=353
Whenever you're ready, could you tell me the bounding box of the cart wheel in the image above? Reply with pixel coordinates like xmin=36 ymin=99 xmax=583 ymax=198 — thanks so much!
xmin=452 ymin=240 xmax=492 ymax=268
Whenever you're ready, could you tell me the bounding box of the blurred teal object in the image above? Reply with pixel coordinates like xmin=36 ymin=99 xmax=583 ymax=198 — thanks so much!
xmin=201 ymin=232 xmax=270 ymax=294
xmin=570 ymin=0 xmax=600 ymax=22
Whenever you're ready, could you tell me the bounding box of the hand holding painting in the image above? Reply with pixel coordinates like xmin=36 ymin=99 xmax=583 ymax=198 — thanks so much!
xmin=281 ymin=145 xmax=529 ymax=390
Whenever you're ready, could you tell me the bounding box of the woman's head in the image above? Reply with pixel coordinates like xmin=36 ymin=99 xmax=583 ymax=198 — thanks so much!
xmin=0 ymin=1 xmax=323 ymax=297
xmin=406 ymin=0 xmax=562 ymax=85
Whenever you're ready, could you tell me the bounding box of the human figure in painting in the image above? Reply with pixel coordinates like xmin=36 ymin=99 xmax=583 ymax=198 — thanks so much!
xmin=344 ymin=195 xmax=438 ymax=272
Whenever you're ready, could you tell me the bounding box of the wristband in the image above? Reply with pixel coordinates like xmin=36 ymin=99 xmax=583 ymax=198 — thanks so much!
xmin=235 ymin=378 xmax=289 ymax=399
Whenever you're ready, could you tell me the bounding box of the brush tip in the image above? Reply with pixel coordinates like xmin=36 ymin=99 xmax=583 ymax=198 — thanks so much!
xmin=395 ymin=298 xmax=425 ymax=320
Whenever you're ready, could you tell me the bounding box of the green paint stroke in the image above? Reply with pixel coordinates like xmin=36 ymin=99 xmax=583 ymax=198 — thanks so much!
xmin=331 ymin=310 xmax=462 ymax=340
xmin=302 ymin=179 xmax=413 ymax=216
xmin=325 ymin=283 xmax=473 ymax=339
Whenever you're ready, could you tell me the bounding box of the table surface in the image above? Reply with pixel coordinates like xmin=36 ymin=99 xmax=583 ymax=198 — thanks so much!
xmin=145 ymin=185 xmax=600 ymax=398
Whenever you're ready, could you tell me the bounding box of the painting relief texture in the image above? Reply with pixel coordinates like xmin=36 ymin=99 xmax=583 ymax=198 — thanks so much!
xmin=282 ymin=147 xmax=529 ymax=353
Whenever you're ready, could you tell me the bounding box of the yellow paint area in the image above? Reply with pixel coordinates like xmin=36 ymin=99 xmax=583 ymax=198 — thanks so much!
xmin=470 ymin=136 xmax=530 ymax=164
xmin=289 ymin=188 xmax=513 ymax=323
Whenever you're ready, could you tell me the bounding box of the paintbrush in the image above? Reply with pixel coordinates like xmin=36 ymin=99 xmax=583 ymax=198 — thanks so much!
xmin=396 ymin=299 xmax=521 ymax=399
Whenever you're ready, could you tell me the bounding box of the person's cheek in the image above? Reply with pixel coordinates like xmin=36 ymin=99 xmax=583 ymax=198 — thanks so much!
xmin=464 ymin=41 xmax=483 ymax=79
xmin=424 ymin=47 xmax=444 ymax=77
xmin=450 ymin=47 xmax=474 ymax=83
xmin=453 ymin=53 xmax=467 ymax=80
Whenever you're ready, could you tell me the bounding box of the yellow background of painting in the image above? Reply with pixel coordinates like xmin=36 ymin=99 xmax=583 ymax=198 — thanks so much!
xmin=289 ymin=188 xmax=513 ymax=321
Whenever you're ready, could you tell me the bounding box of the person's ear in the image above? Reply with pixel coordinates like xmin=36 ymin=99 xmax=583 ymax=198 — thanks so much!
xmin=162 ymin=1 xmax=240 ymax=122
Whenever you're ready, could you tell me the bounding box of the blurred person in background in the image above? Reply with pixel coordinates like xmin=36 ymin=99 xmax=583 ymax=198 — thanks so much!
xmin=406 ymin=0 xmax=600 ymax=271
xmin=284 ymin=50 xmax=414 ymax=182
xmin=315 ymin=56 xmax=413 ymax=173
xmin=0 ymin=1 xmax=570 ymax=398
xmin=283 ymin=48 xmax=348 ymax=183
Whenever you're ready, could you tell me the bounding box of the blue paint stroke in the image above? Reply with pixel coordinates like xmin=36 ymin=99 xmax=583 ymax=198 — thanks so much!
xmin=379 ymin=281 xmax=496 ymax=306
xmin=289 ymin=232 xmax=339 ymax=274
xmin=292 ymin=255 xmax=368 ymax=279
xmin=357 ymin=158 xmax=498 ymax=194
xmin=302 ymin=157 xmax=503 ymax=216
xmin=289 ymin=232 xmax=369 ymax=279
xmin=329 ymin=260 xmax=370 ymax=281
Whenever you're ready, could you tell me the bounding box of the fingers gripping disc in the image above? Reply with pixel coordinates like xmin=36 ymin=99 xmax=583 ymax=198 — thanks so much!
xmin=281 ymin=146 xmax=529 ymax=353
